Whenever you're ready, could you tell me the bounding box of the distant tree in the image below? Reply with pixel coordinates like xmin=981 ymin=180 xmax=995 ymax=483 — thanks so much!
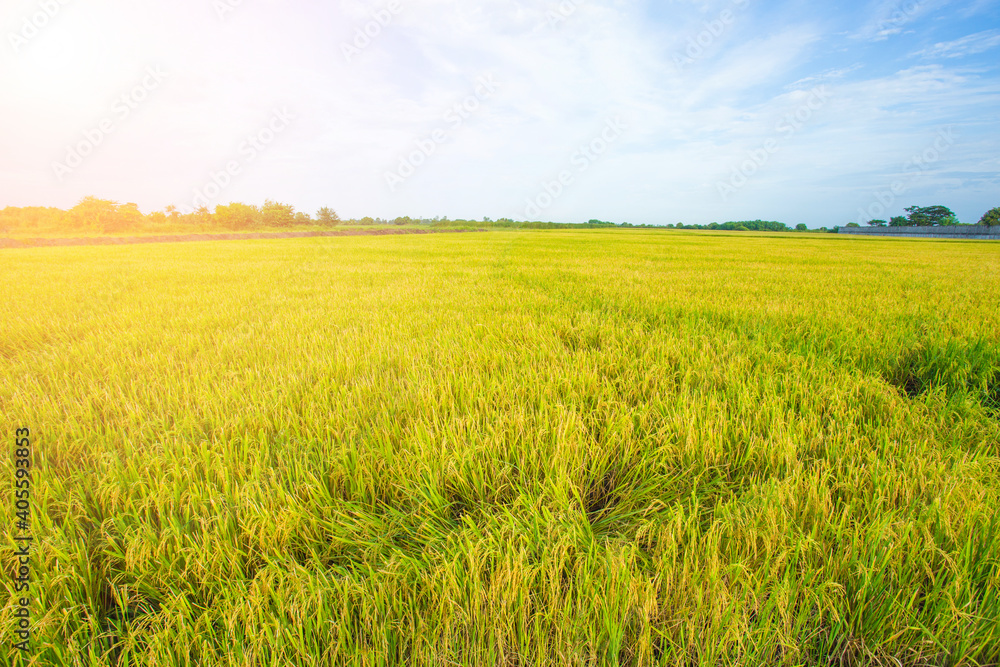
xmin=359 ymin=216 xmax=375 ymax=226
xmin=165 ymin=205 xmax=178 ymax=218
xmin=978 ymin=207 xmax=1000 ymax=227
xmin=114 ymin=203 xmax=144 ymax=231
xmin=889 ymin=215 xmax=909 ymax=227
xmin=68 ymin=196 xmax=119 ymax=231
xmin=294 ymin=212 xmax=312 ymax=225
xmin=796 ymin=223 xmax=808 ymax=231
xmin=867 ymin=219 xmax=887 ymax=227
xmin=845 ymin=222 xmax=861 ymax=228
xmin=316 ymin=207 xmax=340 ymax=226
xmin=905 ymin=205 xmax=957 ymax=227
xmin=215 ymin=203 xmax=260 ymax=230
xmin=261 ymin=200 xmax=295 ymax=227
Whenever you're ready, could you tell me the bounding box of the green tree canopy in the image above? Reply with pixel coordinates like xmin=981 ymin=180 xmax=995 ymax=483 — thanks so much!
xmin=905 ymin=205 xmax=957 ymax=227
xmin=977 ymin=207 xmax=1000 ymax=227
xmin=668 ymin=220 xmax=789 ymax=232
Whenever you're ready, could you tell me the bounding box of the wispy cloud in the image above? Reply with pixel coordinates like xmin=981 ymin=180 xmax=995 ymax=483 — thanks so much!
xmin=913 ymin=29 xmax=1000 ymax=58
xmin=852 ymin=0 xmax=943 ymax=41
xmin=789 ymin=64 xmax=866 ymax=89
xmin=959 ymin=0 xmax=1000 ymax=19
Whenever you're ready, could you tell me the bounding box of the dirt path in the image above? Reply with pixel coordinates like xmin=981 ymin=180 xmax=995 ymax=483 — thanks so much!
xmin=0 ymin=228 xmax=485 ymax=249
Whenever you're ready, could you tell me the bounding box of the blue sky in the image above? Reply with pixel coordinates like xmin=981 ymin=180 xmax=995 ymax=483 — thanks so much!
xmin=1 ymin=0 xmax=998 ymax=226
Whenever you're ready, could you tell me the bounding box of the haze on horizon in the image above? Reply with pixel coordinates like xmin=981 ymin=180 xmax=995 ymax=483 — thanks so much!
xmin=2 ymin=0 xmax=998 ymax=227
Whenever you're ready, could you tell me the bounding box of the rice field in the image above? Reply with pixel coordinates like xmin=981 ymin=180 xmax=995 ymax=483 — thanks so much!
xmin=2 ymin=229 xmax=999 ymax=666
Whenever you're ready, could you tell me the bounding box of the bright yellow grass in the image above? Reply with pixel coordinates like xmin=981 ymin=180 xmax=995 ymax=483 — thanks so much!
xmin=1 ymin=230 xmax=998 ymax=666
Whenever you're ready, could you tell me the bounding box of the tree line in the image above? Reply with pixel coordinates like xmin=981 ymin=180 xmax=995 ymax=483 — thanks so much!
xmin=0 ymin=198 xmax=343 ymax=234
xmin=851 ymin=205 xmax=999 ymax=229
xmin=0 ymin=198 xmax=591 ymax=233
xmin=0 ymin=199 xmax=805 ymax=234
xmin=9 ymin=197 xmax=993 ymax=235
xmin=665 ymin=220 xmax=800 ymax=232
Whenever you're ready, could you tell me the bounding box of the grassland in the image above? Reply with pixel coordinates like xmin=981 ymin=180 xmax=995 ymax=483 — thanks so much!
xmin=1 ymin=229 xmax=999 ymax=666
